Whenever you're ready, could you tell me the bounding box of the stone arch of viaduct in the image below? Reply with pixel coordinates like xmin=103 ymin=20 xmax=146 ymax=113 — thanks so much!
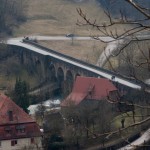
xmin=46 ymin=57 xmax=98 ymax=96
xmin=10 ymin=45 xmax=98 ymax=92
xmin=49 ymin=58 xmax=97 ymax=84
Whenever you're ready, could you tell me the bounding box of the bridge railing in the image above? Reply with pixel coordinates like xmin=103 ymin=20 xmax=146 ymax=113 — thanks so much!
xmin=22 ymin=39 xmax=146 ymax=89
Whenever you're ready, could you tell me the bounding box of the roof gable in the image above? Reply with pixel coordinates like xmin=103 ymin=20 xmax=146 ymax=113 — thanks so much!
xmin=61 ymin=76 xmax=118 ymax=106
xmin=0 ymin=94 xmax=34 ymax=125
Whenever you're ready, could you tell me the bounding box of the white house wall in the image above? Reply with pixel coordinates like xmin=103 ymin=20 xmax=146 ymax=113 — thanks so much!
xmin=0 ymin=137 xmax=42 ymax=150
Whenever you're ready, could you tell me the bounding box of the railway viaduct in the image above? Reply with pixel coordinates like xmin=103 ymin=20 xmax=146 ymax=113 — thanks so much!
xmin=7 ymin=39 xmax=149 ymax=94
xmin=9 ymin=40 xmax=98 ymax=93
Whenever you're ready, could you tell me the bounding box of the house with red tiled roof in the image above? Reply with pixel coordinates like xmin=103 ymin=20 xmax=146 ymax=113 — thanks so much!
xmin=61 ymin=76 xmax=120 ymax=107
xmin=61 ymin=77 xmax=120 ymax=138
xmin=0 ymin=93 xmax=42 ymax=150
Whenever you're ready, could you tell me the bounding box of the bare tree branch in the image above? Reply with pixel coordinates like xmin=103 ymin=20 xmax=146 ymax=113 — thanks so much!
xmin=125 ymin=0 xmax=150 ymax=19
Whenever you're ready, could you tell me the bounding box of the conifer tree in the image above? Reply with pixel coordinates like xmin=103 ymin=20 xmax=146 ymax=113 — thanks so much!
xmin=13 ymin=78 xmax=30 ymax=113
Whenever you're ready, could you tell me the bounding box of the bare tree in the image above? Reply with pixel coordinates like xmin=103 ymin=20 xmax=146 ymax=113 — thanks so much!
xmin=76 ymin=0 xmax=150 ymax=87
xmin=75 ymin=0 xmax=150 ymax=148
xmin=0 ymin=0 xmax=27 ymax=35
xmin=77 ymin=1 xmax=150 ymax=84
xmin=77 ymin=0 xmax=150 ymax=40
xmin=62 ymin=99 xmax=115 ymax=148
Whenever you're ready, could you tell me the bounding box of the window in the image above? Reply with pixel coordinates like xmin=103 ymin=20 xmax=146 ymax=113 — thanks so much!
xmin=6 ymin=130 xmax=11 ymax=134
xmin=31 ymin=138 xmax=34 ymax=144
xmin=5 ymin=126 xmax=11 ymax=134
xmin=21 ymin=128 xmax=25 ymax=133
xmin=8 ymin=111 xmax=13 ymax=121
xmin=16 ymin=125 xmax=25 ymax=133
xmin=11 ymin=140 xmax=17 ymax=146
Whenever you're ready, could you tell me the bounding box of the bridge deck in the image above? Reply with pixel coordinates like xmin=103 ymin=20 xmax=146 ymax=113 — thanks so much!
xmin=7 ymin=38 xmax=148 ymax=91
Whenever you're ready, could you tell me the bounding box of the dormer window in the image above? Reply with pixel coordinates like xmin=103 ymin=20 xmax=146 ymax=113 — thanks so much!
xmin=8 ymin=111 xmax=13 ymax=121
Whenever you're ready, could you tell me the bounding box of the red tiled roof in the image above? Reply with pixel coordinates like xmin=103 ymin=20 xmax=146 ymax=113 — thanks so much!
xmin=0 ymin=94 xmax=41 ymax=140
xmin=0 ymin=94 xmax=34 ymax=125
xmin=61 ymin=76 xmax=118 ymax=106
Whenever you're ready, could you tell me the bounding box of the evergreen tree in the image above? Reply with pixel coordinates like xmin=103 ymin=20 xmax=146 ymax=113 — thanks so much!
xmin=13 ymin=78 xmax=30 ymax=113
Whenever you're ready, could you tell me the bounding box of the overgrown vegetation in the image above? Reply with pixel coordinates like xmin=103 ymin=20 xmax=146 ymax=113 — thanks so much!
xmin=75 ymin=0 xmax=150 ymax=148
xmin=0 ymin=0 xmax=27 ymax=35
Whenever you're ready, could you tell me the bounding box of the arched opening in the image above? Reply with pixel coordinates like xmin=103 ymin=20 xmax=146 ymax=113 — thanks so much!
xmin=56 ymin=67 xmax=65 ymax=97
xmin=57 ymin=67 xmax=64 ymax=87
xmin=49 ymin=64 xmax=56 ymax=82
xmin=64 ymin=70 xmax=74 ymax=96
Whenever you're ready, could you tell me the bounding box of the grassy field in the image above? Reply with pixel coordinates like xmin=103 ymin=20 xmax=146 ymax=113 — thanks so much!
xmin=12 ymin=0 xmax=132 ymax=65
xmin=13 ymin=0 xmax=107 ymax=65
xmin=14 ymin=0 xmax=107 ymax=36
xmin=39 ymin=39 xmax=106 ymax=64
xmin=14 ymin=0 xmax=130 ymax=37
xmin=112 ymin=108 xmax=145 ymax=129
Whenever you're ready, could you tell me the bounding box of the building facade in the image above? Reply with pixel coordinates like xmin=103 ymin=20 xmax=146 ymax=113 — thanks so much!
xmin=0 ymin=94 xmax=42 ymax=150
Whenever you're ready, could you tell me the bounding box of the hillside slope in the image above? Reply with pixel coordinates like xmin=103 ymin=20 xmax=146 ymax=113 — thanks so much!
xmin=14 ymin=0 xmax=107 ymax=36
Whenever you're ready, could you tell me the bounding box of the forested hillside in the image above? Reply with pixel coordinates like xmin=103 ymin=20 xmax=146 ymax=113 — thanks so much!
xmin=0 ymin=0 xmax=26 ymax=35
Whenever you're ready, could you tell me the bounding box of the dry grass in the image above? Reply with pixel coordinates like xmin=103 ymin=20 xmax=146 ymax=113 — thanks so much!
xmin=13 ymin=0 xmax=131 ymax=64
xmin=39 ymin=39 xmax=106 ymax=64
xmin=14 ymin=0 xmax=108 ymax=36
xmin=14 ymin=0 xmax=132 ymax=37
